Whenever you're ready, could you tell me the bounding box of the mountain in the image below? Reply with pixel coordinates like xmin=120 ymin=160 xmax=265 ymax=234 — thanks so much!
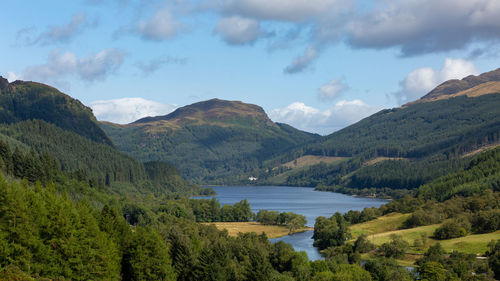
xmin=418 ymin=67 xmax=500 ymax=102
xmin=101 ymin=98 xmax=320 ymax=184
xmin=0 ymin=76 xmax=112 ymax=145
xmin=0 ymin=77 xmax=202 ymax=196
xmin=263 ymin=68 xmax=500 ymax=194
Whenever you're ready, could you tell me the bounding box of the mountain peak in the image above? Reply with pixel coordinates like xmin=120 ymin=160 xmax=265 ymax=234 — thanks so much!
xmin=420 ymin=67 xmax=500 ymax=101
xmin=133 ymin=98 xmax=272 ymax=125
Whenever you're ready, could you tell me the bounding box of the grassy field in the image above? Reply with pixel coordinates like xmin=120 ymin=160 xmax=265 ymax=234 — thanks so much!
xmin=365 ymin=224 xmax=441 ymax=246
xmin=280 ymin=155 xmax=348 ymax=169
xmin=203 ymin=222 xmax=313 ymax=238
xmin=350 ymin=213 xmax=500 ymax=256
xmin=439 ymin=231 xmax=500 ymax=254
xmin=350 ymin=213 xmax=411 ymax=238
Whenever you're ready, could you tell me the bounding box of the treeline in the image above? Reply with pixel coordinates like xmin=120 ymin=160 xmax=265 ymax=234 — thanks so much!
xmin=310 ymin=211 xmax=499 ymax=280
xmin=0 ymin=175 xmax=380 ymax=281
xmin=0 ymin=120 xmax=208 ymax=197
xmin=256 ymin=210 xmax=307 ymax=232
xmin=187 ymin=198 xmax=254 ymax=222
xmin=264 ymin=94 xmax=500 ymax=191
xmin=102 ymin=118 xmax=319 ymax=185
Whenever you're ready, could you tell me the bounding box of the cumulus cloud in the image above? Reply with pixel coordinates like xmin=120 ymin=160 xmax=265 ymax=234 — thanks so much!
xmin=23 ymin=49 xmax=125 ymax=86
xmin=269 ymin=100 xmax=382 ymax=135
xmin=89 ymin=98 xmax=177 ymax=124
xmin=219 ymin=0 xmax=352 ymax=22
xmin=394 ymin=58 xmax=479 ymax=104
xmin=136 ymin=9 xmax=183 ymax=41
xmin=5 ymin=71 xmax=22 ymax=82
xmin=135 ymin=56 xmax=188 ymax=74
xmin=18 ymin=14 xmax=93 ymax=46
xmin=284 ymin=46 xmax=319 ymax=74
xmin=318 ymin=78 xmax=348 ymax=101
xmin=211 ymin=0 xmax=500 ymax=70
xmin=346 ymin=0 xmax=500 ymax=56
xmin=214 ymin=16 xmax=265 ymax=45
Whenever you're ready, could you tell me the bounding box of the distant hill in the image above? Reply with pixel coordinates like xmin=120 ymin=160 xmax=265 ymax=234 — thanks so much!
xmin=0 ymin=76 xmax=112 ymax=145
xmin=101 ymin=98 xmax=320 ymax=184
xmin=418 ymin=67 xmax=500 ymax=101
xmin=263 ymin=68 xmax=500 ymax=193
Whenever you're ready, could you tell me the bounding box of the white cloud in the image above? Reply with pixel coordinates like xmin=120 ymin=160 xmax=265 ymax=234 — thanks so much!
xmin=284 ymin=46 xmax=318 ymax=74
xmin=23 ymin=48 xmax=125 ymax=86
xmin=6 ymin=71 xmax=22 ymax=82
xmin=394 ymin=58 xmax=479 ymax=104
xmin=135 ymin=56 xmax=188 ymax=74
xmin=89 ymin=98 xmax=177 ymax=124
xmin=18 ymin=13 xmax=91 ymax=46
xmin=346 ymin=0 xmax=500 ymax=56
xmin=219 ymin=0 xmax=352 ymax=22
xmin=214 ymin=16 xmax=263 ymax=45
xmin=136 ymin=9 xmax=182 ymax=41
xmin=318 ymin=78 xmax=348 ymax=101
xmin=269 ymin=100 xmax=382 ymax=135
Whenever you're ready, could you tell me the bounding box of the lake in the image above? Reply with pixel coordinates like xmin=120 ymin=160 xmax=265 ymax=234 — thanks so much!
xmin=201 ymin=185 xmax=388 ymax=260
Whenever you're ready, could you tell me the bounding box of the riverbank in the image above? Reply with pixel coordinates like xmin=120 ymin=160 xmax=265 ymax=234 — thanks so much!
xmin=203 ymin=222 xmax=314 ymax=238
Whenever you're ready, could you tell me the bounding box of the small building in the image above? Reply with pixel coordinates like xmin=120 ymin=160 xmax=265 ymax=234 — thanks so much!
xmin=248 ymin=176 xmax=258 ymax=181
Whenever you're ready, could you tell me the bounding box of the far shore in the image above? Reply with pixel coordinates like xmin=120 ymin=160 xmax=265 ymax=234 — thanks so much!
xmin=202 ymin=221 xmax=314 ymax=239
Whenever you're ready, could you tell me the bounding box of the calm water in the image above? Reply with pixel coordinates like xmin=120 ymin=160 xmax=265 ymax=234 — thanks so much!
xmin=200 ymin=185 xmax=388 ymax=260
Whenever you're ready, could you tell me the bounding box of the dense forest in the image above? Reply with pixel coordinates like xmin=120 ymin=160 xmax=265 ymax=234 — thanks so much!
xmin=101 ymin=99 xmax=319 ymax=185
xmin=1 ymin=76 xmax=499 ymax=280
xmin=264 ymin=93 xmax=500 ymax=194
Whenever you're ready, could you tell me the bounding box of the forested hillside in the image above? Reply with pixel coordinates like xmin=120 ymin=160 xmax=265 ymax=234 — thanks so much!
xmin=263 ymin=70 xmax=500 ymax=194
xmin=0 ymin=77 xmax=112 ymax=145
xmin=0 ymin=77 xmax=205 ymax=197
xmin=102 ymin=99 xmax=319 ymax=184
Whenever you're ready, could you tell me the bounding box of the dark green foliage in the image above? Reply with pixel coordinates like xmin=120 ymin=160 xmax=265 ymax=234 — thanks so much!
xmin=101 ymin=100 xmax=319 ymax=185
xmin=123 ymin=227 xmax=176 ymax=281
xmin=144 ymin=161 xmax=213 ymax=195
xmin=353 ymin=234 xmax=375 ymax=253
xmin=256 ymin=210 xmax=307 ymax=232
xmin=378 ymin=234 xmax=409 ymax=259
xmin=274 ymin=94 xmax=500 ymax=191
xmin=471 ymin=209 xmax=500 ymax=233
xmin=402 ymin=209 xmax=442 ymax=228
xmin=486 ymin=240 xmax=500 ymax=279
xmin=433 ymin=218 xmax=471 ymax=240
xmin=0 ymin=177 xmax=121 ymax=280
xmin=363 ymin=258 xmax=413 ymax=281
xmin=0 ymin=120 xmax=148 ymax=187
xmin=188 ymin=198 xmax=253 ymax=222
xmin=0 ymin=79 xmax=112 ymax=145
xmin=416 ymin=243 xmax=492 ymax=280
xmin=313 ymin=212 xmax=350 ymax=250
xmin=418 ymin=147 xmax=500 ymax=201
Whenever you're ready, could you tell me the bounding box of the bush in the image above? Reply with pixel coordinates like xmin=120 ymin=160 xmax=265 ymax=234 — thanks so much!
xmin=379 ymin=235 xmax=409 ymax=259
xmin=434 ymin=218 xmax=471 ymax=240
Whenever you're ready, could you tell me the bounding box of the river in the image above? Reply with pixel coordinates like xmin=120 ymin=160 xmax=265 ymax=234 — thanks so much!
xmin=200 ymin=185 xmax=388 ymax=260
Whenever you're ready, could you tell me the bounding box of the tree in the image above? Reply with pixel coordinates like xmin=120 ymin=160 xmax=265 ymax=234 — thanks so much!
xmin=379 ymin=235 xmax=409 ymax=259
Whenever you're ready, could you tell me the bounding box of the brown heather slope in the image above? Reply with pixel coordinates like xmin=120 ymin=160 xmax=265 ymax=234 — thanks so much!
xmin=411 ymin=67 xmax=500 ymax=104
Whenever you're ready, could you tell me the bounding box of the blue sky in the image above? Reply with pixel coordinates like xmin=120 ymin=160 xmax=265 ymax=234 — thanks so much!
xmin=1 ymin=0 xmax=500 ymax=134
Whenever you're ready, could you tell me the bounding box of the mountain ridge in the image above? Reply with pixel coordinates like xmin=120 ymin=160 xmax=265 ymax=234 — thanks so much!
xmin=133 ymin=98 xmax=275 ymax=127
xmin=418 ymin=67 xmax=500 ymax=101
xmin=0 ymin=76 xmax=113 ymax=146
xmin=102 ymin=98 xmax=320 ymax=184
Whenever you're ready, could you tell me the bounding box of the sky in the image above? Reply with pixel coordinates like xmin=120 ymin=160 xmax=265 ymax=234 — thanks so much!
xmin=1 ymin=0 xmax=500 ymax=135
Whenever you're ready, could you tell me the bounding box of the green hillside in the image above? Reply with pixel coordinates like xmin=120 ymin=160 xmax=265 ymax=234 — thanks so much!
xmin=0 ymin=77 xmax=112 ymax=145
xmin=0 ymin=77 xmax=204 ymax=197
xmin=262 ymin=69 xmax=500 ymax=194
xmin=102 ymin=98 xmax=320 ymax=184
